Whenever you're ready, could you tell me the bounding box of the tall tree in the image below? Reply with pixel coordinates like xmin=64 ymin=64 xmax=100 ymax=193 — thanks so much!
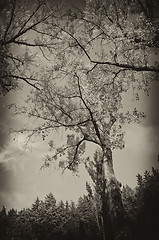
xmin=85 ymin=150 xmax=115 ymax=240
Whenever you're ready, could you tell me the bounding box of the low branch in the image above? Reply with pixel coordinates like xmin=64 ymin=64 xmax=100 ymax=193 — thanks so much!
xmin=29 ymin=111 xmax=91 ymax=129
xmin=62 ymin=137 xmax=85 ymax=173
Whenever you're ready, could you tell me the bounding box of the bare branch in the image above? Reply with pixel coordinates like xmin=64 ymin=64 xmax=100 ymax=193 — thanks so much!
xmin=4 ymin=0 xmax=16 ymax=40
xmin=39 ymin=46 xmax=50 ymax=61
xmin=41 ymin=145 xmax=74 ymax=170
xmin=55 ymin=92 xmax=80 ymax=99
xmin=62 ymin=137 xmax=85 ymax=173
xmin=37 ymin=91 xmax=73 ymax=121
xmin=1 ymin=75 xmax=41 ymax=90
xmin=17 ymin=0 xmax=45 ymax=34
xmin=1 ymin=52 xmax=23 ymax=63
xmin=29 ymin=111 xmax=91 ymax=129
xmin=12 ymin=40 xmax=54 ymax=47
xmin=32 ymin=28 xmax=62 ymax=39
xmin=87 ymin=63 xmax=98 ymax=74
xmin=1 ymin=13 xmax=52 ymax=46
xmin=87 ymin=32 xmax=104 ymax=45
xmin=103 ymin=5 xmax=114 ymax=24
xmin=56 ymin=25 xmax=159 ymax=73
xmin=75 ymin=73 xmax=102 ymax=144
xmin=53 ymin=25 xmax=92 ymax=62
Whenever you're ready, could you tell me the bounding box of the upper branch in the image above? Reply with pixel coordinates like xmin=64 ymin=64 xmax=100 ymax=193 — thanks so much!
xmin=57 ymin=26 xmax=159 ymax=73
xmin=4 ymin=0 xmax=16 ymax=40
xmin=75 ymin=73 xmax=102 ymax=145
xmin=17 ymin=0 xmax=45 ymax=34
xmin=1 ymin=13 xmax=52 ymax=46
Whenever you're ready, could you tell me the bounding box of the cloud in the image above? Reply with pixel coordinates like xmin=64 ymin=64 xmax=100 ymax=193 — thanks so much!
xmin=0 ymin=160 xmax=16 ymax=208
xmin=0 ymin=106 xmax=10 ymax=152
xmin=0 ymin=136 xmax=91 ymax=211
xmin=145 ymin=82 xmax=159 ymax=127
xmin=0 ymin=79 xmax=158 ymax=211
xmin=114 ymin=123 xmax=159 ymax=188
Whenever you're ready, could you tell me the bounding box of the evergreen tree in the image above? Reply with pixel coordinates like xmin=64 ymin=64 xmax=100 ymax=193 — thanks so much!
xmin=0 ymin=206 xmax=8 ymax=239
xmin=134 ymin=168 xmax=159 ymax=240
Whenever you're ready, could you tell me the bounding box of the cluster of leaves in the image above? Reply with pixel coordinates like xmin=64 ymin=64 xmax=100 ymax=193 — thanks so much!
xmin=11 ymin=0 xmax=158 ymax=174
xmin=0 ymin=0 xmax=61 ymax=94
xmin=0 ymin=168 xmax=159 ymax=240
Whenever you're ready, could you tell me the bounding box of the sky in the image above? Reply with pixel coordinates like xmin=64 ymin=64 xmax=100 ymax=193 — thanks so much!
xmin=114 ymin=81 xmax=159 ymax=186
xmin=0 ymin=80 xmax=158 ymax=211
xmin=0 ymin=0 xmax=159 ymax=211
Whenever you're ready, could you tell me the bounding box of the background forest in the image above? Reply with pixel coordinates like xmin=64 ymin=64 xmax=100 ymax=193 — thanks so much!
xmin=0 ymin=0 xmax=159 ymax=240
xmin=0 ymin=168 xmax=159 ymax=240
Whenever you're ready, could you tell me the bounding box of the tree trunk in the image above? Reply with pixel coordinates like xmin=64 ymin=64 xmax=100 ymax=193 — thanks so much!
xmin=102 ymin=147 xmax=128 ymax=240
xmin=101 ymin=185 xmax=114 ymax=240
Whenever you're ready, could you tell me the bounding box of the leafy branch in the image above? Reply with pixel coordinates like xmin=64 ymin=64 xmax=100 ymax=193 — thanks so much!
xmin=55 ymin=24 xmax=159 ymax=73
xmin=1 ymin=74 xmax=41 ymax=90
xmin=75 ymin=73 xmax=102 ymax=145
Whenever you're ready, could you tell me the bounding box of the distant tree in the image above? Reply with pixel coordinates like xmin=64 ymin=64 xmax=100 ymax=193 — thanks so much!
xmin=77 ymin=195 xmax=99 ymax=240
xmin=5 ymin=208 xmax=18 ymax=240
xmin=0 ymin=206 xmax=8 ymax=239
xmin=134 ymin=168 xmax=159 ymax=240
xmin=44 ymin=193 xmax=57 ymax=209
xmin=32 ymin=196 xmax=42 ymax=211
xmin=14 ymin=208 xmax=33 ymax=240
xmin=122 ymin=185 xmax=136 ymax=220
xmin=64 ymin=201 xmax=79 ymax=240
xmin=121 ymin=185 xmax=137 ymax=238
xmin=2 ymin=165 xmax=159 ymax=240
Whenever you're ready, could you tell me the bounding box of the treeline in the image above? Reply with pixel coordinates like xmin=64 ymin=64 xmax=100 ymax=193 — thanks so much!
xmin=0 ymin=168 xmax=159 ymax=240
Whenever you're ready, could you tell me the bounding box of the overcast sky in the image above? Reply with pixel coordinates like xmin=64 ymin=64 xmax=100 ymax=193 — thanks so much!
xmin=0 ymin=0 xmax=159 ymax=211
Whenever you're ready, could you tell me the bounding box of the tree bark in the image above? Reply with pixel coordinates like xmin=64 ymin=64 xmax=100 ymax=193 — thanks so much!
xmin=102 ymin=147 xmax=127 ymax=240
